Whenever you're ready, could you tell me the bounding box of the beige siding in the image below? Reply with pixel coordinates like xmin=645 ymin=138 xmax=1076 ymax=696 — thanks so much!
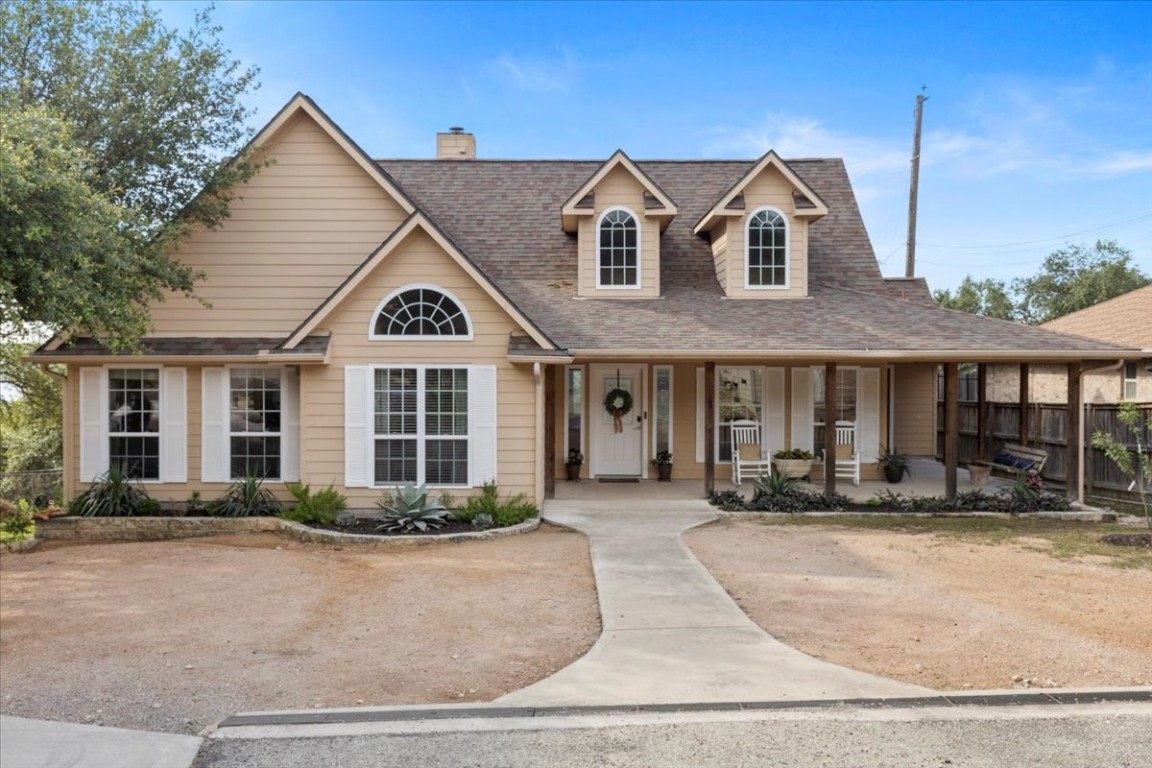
xmin=308 ymin=228 xmax=537 ymax=504
xmin=148 ymin=113 xmax=408 ymax=336
xmin=576 ymin=166 xmax=660 ymax=298
xmin=710 ymin=220 xmax=729 ymax=288
xmin=893 ymin=363 xmax=936 ymax=456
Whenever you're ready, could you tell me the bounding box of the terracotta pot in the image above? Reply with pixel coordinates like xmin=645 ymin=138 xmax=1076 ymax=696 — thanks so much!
xmin=968 ymin=464 xmax=991 ymax=487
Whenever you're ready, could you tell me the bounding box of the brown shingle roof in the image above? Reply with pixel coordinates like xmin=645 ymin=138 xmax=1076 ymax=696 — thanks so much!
xmin=33 ymin=336 xmax=330 ymax=359
xmin=366 ymin=158 xmax=1131 ymax=357
xmin=1040 ymin=285 xmax=1152 ymax=351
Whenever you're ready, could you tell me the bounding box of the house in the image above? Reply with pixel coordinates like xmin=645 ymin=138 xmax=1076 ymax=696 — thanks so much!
xmin=30 ymin=94 xmax=1137 ymax=506
xmin=985 ymin=285 xmax=1152 ymax=404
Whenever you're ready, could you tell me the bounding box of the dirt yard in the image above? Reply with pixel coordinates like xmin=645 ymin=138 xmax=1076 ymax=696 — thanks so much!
xmin=0 ymin=526 xmax=598 ymax=734
xmin=685 ymin=518 xmax=1152 ymax=692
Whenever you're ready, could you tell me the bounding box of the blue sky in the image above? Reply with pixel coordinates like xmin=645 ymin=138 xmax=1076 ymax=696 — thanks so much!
xmin=158 ymin=0 xmax=1151 ymax=293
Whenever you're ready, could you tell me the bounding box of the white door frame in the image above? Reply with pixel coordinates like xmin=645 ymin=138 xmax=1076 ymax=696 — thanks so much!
xmin=588 ymin=364 xmax=647 ymax=478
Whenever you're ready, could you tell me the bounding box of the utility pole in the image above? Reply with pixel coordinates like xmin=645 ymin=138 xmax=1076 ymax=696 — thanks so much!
xmin=905 ymin=89 xmax=928 ymax=278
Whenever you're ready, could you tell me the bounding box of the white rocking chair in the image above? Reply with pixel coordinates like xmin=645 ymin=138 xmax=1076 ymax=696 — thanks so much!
xmin=731 ymin=419 xmax=773 ymax=485
xmin=833 ymin=420 xmax=861 ymax=486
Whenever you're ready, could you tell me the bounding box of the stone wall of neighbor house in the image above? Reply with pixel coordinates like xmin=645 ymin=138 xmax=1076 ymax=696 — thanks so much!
xmin=987 ymin=362 xmax=1152 ymax=404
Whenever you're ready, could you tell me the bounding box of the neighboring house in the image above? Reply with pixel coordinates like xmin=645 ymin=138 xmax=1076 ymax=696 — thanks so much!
xmin=986 ymin=285 xmax=1152 ymax=404
xmin=30 ymin=94 xmax=1135 ymax=505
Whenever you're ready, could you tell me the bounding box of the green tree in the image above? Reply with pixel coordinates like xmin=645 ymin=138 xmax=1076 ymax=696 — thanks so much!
xmin=933 ymin=276 xmax=1015 ymax=320
xmin=1091 ymin=402 xmax=1152 ymax=530
xmin=0 ymin=0 xmax=261 ymax=349
xmin=1012 ymin=240 xmax=1150 ymax=324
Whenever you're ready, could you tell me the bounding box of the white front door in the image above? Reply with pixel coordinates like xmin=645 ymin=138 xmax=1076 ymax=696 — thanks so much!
xmin=590 ymin=365 xmax=645 ymax=477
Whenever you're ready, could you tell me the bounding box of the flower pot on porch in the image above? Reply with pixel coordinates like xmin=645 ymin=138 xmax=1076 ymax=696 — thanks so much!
xmin=967 ymin=464 xmax=991 ymax=487
xmin=656 ymin=463 xmax=673 ymax=482
xmin=565 ymin=464 xmax=581 ymax=482
xmin=772 ymin=459 xmax=812 ymax=480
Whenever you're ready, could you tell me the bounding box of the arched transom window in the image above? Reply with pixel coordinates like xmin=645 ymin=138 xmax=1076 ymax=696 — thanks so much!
xmin=598 ymin=208 xmax=639 ymax=288
xmin=371 ymin=285 xmax=473 ymax=339
xmin=746 ymin=208 xmax=788 ymax=288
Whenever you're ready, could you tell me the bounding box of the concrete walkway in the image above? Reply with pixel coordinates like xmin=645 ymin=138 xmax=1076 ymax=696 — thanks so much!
xmin=498 ymin=499 xmax=929 ymax=706
xmin=0 ymin=716 xmax=202 ymax=768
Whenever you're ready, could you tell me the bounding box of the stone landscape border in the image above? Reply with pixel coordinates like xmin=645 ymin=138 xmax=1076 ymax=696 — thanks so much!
xmin=35 ymin=515 xmax=540 ymax=546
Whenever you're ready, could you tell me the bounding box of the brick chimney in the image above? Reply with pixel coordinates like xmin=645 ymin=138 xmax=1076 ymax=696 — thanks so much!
xmin=436 ymin=126 xmax=476 ymax=159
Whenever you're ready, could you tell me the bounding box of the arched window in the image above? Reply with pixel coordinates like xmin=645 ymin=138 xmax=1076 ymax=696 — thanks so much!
xmin=597 ymin=207 xmax=639 ymax=288
xmin=746 ymin=208 xmax=789 ymax=288
xmin=371 ymin=285 xmax=473 ymax=340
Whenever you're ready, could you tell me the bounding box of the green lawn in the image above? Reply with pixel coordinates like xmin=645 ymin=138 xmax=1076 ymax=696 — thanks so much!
xmin=757 ymin=515 xmax=1152 ymax=570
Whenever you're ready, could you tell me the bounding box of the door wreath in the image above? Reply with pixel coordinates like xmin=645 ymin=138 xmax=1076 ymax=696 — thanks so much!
xmin=604 ymin=388 xmax=633 ymax=434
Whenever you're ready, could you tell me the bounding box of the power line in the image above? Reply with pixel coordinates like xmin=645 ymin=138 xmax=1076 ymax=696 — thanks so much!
xmin=917 ymin=212 xmax=1152 ymax=250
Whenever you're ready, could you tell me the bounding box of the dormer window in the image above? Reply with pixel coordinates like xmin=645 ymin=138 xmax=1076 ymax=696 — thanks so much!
xmin=371 ymin=285 xmax=473 ymax=340
xmin=597 ymin=207 xmax=640 ymax=289
xmin=746 ymin=207 xmax=789 ymax=289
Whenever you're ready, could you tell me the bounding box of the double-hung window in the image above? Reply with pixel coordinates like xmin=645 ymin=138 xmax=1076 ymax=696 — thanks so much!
xmin=373 ymin=367 xmax=469 ymax=486
xmin=229 ymin=368 xmax=282 ymax=479
xmin=108 ymin=368 xmax=161 ymax=480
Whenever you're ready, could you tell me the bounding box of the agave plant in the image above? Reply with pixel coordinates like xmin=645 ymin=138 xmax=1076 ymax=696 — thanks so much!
xmin=73 ymin=465 xmax=153 ymax=517
xmin=376 ymin=483 xmax=449 ymax=533
xmin=208 ymin=473 xmax=281 ymax=517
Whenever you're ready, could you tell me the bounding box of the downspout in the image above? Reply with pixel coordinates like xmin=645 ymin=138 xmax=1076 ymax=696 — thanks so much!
xmin=534 ymin=363 xmax=544 ymax=506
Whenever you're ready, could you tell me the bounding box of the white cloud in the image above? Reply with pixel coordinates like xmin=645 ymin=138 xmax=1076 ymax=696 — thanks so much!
xmin=488 ymin=47 xmax=579 ymax=92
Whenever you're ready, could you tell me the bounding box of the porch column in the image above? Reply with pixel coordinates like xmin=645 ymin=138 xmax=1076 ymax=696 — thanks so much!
xmin=704 ymin=361 xmax=715 ymax=495
xmin=1018 ymin=363 xmax=1030 ymax=444
xmin=823 ymin=362 xmax=837 ymax=495
xmin=977 ymin=363 xmax=988 ymax=461
xmin=1066 ymin=362 xmax=1082 ymax=502
xmin=544 ymin=365 xmax=556 ymax=499
xmin=944 ymin=362 xmax=959 ymax=500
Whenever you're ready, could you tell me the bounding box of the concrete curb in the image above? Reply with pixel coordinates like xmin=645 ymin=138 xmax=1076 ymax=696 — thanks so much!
xmin=215 ymin=688 xmax=1152 ymax=729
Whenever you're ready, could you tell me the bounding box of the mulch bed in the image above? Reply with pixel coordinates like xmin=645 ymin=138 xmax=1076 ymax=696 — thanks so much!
xmin=308 ymin=518 xmax=481 ymax=537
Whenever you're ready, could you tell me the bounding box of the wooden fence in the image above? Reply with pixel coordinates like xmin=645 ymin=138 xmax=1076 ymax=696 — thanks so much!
xmin=935 ymin=401 xmax=1151 ymax=497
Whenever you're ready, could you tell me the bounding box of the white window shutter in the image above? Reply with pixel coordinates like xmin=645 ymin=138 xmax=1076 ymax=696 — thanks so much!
xmin=858 ymin=367 xmax=881 ymax=463
xmin=764 ymin=367 xmax=785 ymax=454
xmin=201 ymin=368 xmax=229 ymax=482
xmin=161 ymin=368 xmax=187 ymax=482
xmin=281 ymin=367 xmax=301 ymax=482
xmin=344 ymin=366 xmax=371 ymax=488
xmin=695 ymin=367 xmax=705 ymax=463
xmin=469 ymin=365 xmax=498 ymax=486
xmin=791 ymin=367 xmax=814 ymax=452
xmin=79 ymin=368 xmax=107 ymax=482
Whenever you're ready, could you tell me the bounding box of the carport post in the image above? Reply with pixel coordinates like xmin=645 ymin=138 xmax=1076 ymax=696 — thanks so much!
xmin=705 ymin=361 xmax=715 ymax=495
xmin=1066 ymin=362 xmax=1082 ymax=502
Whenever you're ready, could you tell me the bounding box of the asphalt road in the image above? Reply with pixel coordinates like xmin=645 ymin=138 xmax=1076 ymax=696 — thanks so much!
xmin=195 ymin=705 xmax=1152 ymax=768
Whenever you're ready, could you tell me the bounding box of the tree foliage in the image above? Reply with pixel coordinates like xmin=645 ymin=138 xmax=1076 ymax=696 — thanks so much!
xmin=1091 ymin=402 xmax=1152 ymax=530
xmin=0 ymin=0 xmax=260 ymax=349
xmin=934 ymin=240 xmax=1149 ymax=324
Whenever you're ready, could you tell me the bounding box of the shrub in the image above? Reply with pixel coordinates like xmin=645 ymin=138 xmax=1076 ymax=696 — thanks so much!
xmin=708 ymin=489 xmax=747 ymax=511
xmin=773 ymin=449 xmax=814 ymax=461
xmin=0 ymin=499 xmax=36 ymax=541
xmin=376 ymin=483 xmax=449 ymax=533
xmin=71 ymin=466 xmax=154 ymax=517
xmin=455 ymin=482 xmax=538 ymax=527
xmin=208 ymin=474 xmax=281 ymax=517
xmin=281 ymin=483 xmax=347 ymax=525
xmin=335 ymin=510 xmax=357 ymax=528
xmin=864 ymin=487 xmax=1073 ymax=514
xmin=750 ymin=471 xmax=850 ymax=513
xmin=471 ymin=513 xmax=495 ymax=531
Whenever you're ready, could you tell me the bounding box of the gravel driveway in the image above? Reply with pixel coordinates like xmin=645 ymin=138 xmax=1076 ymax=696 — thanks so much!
xmin=0 ymin=527 xmax=598 ymax=734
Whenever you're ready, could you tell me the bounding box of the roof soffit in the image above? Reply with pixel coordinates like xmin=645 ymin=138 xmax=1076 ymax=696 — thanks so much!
xmin=248 ymin=93 xmax=416 ymax=216
xmin=694 ymin=150 xmax=830 ymax=234
xmin=561 ymin=149 xmax=678 ymax=232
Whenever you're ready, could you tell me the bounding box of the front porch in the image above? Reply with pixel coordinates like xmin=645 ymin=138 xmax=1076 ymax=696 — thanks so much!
xmin=552 ymin=457 xmax=1016 ymax=502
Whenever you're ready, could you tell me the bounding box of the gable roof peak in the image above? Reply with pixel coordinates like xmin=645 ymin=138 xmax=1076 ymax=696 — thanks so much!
xmin=561 ymin=149 xmax=678 ymax=231
xmin=694 ymin=150 xmax=829 ymax=234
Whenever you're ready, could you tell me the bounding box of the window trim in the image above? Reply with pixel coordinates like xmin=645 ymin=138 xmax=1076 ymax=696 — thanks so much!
xmin=595 ymin=205 xmax=642 ymax=290
xmin=744 ymin=205 xmax=791 ymax=290
xmin=226 ymin=366 xmax=284 ymax=481
xmin=564 ymin=365 xmax=585 ymax=459
xmin=652 ymin=364 xmax=673 ymax=459
xmin=369 ymin=283 xmax=475 ymax=341
xmin=101 ymin=365 xmax=165 ymax=483
xmin=369 ymin=364 xmax=472 ymax=489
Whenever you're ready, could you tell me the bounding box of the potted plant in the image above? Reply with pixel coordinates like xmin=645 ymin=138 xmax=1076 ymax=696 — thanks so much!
xmin=565 ymin=449 xmax=584 ymax=481
xmin=772 ymin=449 xmax=814 ymax=480
xmin=650 ymin=450 xmax=673 ymax=481
xmin=879 ymin=445 xmax=911 ymax=483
